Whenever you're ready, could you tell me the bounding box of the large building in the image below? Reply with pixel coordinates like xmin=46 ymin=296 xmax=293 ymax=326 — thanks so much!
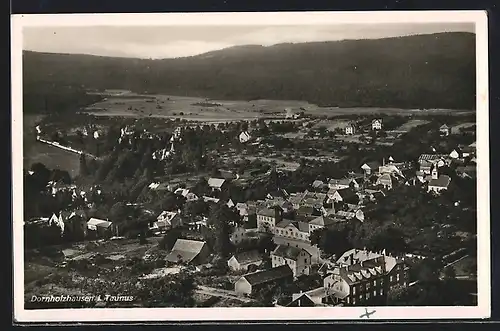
xmin=271 ymin=245 xmax=312 ymax=277
xmin=234 ymin=265 xmax=294 ymax=295
xmin=256 ymin=206 xmax=283 ymax=233
xmin=322 ymin=248 xmax=410 ymax=306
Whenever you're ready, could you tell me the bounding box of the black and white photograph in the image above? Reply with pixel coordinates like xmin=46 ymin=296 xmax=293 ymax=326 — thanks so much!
xmin=12 ymin=11 xmax=490 ymax=322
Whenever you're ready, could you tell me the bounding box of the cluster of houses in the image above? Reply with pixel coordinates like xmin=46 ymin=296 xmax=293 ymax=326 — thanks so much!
xmin=343 ymin=119 xmax=383 ymax=135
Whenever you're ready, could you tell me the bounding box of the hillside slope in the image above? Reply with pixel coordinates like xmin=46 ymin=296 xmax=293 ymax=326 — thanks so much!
xmin=23 ymin=32 xmax=476 ymax=112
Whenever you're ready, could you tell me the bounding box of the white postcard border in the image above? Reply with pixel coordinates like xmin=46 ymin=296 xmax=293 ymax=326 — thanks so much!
xmin=12 ymin=10 xmax=490 ymax=322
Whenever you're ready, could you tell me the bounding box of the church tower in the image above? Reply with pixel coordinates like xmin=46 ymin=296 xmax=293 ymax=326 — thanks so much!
xmin=431 ymin=163 xmax=438 ymax=180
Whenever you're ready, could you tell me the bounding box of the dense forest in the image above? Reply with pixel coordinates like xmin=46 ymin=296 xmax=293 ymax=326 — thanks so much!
xmin=23 ymin=32 xmax=476 ymax=113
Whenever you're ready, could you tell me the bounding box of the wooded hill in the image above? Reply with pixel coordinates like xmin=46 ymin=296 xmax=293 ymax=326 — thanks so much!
xmin=23 ymin=32 xmax=476 ymax=113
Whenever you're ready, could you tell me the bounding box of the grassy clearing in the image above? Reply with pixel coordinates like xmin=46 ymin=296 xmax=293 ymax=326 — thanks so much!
xmin=395 ymin=119 xmax=430 ymax=132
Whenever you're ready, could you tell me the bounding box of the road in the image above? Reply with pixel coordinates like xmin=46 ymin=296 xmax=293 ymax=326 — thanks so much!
xmin=195 ymin=285 xmax=255 ymax=303
xmin=36 ymin=137 xmax=101 ymax=160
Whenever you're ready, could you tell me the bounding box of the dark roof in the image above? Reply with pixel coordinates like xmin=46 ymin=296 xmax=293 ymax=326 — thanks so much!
xmin=428 ymin=175 xmax=452 ymax=188
xmin=336 ymin=188 xmax=358 ymax=201
xmin=272 ymin=245 xmax=311 ymax=260
xmin=242 ymin=265 xmax=293 ymax=286
xmin=233 ymin=250 xmax=262 ymax=265
xmin=257 ymin=207 xmax=279 ymax=217
xmin=363 ymin=161 xmax=381 ymax=170
xmin=287 ymin=293 xmax=316 ymax=307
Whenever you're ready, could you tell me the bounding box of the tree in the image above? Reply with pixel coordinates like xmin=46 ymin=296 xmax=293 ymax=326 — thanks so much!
xmin=159 ymin=229 xmax=182 ymax=251
xmin=208 ymin=203 xmax=236 ymax=259
xmin=79 ymin=154 xmax=89 ymax=177
xmin=109 ymin=202 xmax=128 ymax=221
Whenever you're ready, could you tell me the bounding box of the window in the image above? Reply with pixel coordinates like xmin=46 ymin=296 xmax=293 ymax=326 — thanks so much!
xmin=373 ymin=290 xmax=376 ymax=297
xmin=352 ymin=298 xmax=355 ymax=305
xmin=379 ymin=289 xmax=383 ymax=295
xmin=403 ymin=281 xmax=407 ymax=286
xmin=390 ymin=275 xmax=393 ymax=282
xmin=353 ymin=287 xmax=356 ymax=295
xmin=373 ymin=280 xmax=376 ymax=286
xmin=366 ymin=282 xmax=370 ymax=289
xmin=359 ymin=295 xmax=362 ymax=301
xmin=367 ymin=292 xmax=370 ymax=299
xmin=397 ymin=274 xmax=400 ymax=282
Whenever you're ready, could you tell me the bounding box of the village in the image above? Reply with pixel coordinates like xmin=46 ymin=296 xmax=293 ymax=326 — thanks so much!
xmin=24 ymin=111 xmax=478 ymax=308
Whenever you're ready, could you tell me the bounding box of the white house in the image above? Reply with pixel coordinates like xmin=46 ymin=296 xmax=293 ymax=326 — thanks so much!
xmin=372 ymin=119 xmax=383 ymax=131
xmin=271 ymin=245 xmax=312 ymax=277
xmin=239 ymin=131 xmax=251 ymax=143
xmin=427 ymin=165 xmax=452 ymax=194
xmin=345 ymin=122 xmax=356 ymax=135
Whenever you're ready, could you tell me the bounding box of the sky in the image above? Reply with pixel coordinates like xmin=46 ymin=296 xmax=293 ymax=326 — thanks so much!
xmin=23 ymin=23 xmax=475 ymax=59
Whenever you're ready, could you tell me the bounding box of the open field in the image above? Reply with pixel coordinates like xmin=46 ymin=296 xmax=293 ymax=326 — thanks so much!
xmin=451 ymin=122 xmax=476 ymax=134
xmin=394 ymin=119 xmax=431 ymax=132
xmin=313 ymin=119 xmax=350 ymax=131
xmin=24 ymin=141 xmax=81 ymax=178
xmin=82 ymin=93 xmax=474 ymax=122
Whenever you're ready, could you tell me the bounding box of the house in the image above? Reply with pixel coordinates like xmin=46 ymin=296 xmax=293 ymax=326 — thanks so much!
xmin=239 ymin=131 xmax=252 ymax=143
xmin=48 ymin=212 xmax=65 ymax=234
xmin=87 ymin=218 xmax=118 ymax=238
xmin=288 ymin=191 xmax=327 ymax=209
xmin=227 ymin=250 xmax=263 ymax=272
xmin=327 ymin=178 xmax=360 ymax=191
xmin=230 ymin=226 xmax=248 ymax=245
xmin=327 ymin=188 xmax=358 ymax=204
xmin=439 ymin=124 xmax=450 ymax=136
xmin=266 ymin=189 xmax=289 ymax=200
xmin=287 ymin=292 xmax=317 ymax=307
xmin=265 ymin=198 xmax=293 ymax=213
xmin=372 ymin=119 xmax=383 ymax=131
xmin=308 ymin=215 xmax=338 ymax=234
xmin=335 ymin=209 xmax=365 ymax=222
xmin=361 ymin=161 xmax=381 ymax=176
xmin=165 ymin=239 xmax=211 ymax=265
xmin=207 ymin=178 xmax=227 ymax=191
xmin=449 ymin=148 xmax=462 ymax=160
xmin=344 ymin=122 xmax=356 ymax=135
xmin=418 ymin=154 xmax=447 ymax=173
xmin=234 ymin=265 xmax=294 ymax=295
xmin=150 ymin=211 xmax=181 ymax=232
xmin=256 ymin=206 xmax=283 ymax=233
xmin=62 ymin=211 xmax=87 ymax=239
xmin=274 ymin=219 xmax=311 ymax=243
xmin=428 ymin=175 xmax=452 ymax=194
xmin=376 ymin=174 xmax=395 ymax=190
xmin=271 ymin=245 xmax=312 ymax=277
xmin=312 ymin=180 xmax=326 ymax=191
xmin=460 ymin=145 xmax=475 ymax=158
xmin=323 ymin=248 xmax=409 ymax=306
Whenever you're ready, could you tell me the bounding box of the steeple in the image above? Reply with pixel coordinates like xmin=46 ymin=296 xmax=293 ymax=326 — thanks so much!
xmin=431 ymin=163 xmax=438 ymax=180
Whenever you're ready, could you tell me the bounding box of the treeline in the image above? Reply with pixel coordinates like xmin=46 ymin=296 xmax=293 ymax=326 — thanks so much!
xmin=23 ymin=82 xmax=103 ymax=114
xmin=23 ymin=32 xmax=475 ymax=111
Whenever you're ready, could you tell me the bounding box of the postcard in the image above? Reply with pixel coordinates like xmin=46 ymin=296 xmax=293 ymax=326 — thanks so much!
xmin=11 ymin=10 xmax=490 ymax=322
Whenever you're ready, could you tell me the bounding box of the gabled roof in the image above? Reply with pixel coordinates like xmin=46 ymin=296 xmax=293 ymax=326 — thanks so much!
xmin=428 ymin=175 xmax=452 ymax=188
xmin=418 ymin=154 xmax=447 ymax=162
xmin=166 ymin=239 xmax=207 ymax=263
xmin=335 ymin=188 xmax=358 ymax=200
xmin=361 ymin=161 xmax=381 ymax=170
xmin=440 ymin=124 xmax=450 ymax=129
xmin=287 ymin=293 xmax=316 ymax=307
xmin=87 ymin=218 xmax=112 ymax=228
xmin=309 ymin=216 xmax=337 ymax=227
xmin=376 ymin=173 xmax=393 ymax=185
xmin=257 ymin=207 xmax=280 ymax=217
xmin=208 ymin=178 xmax=226 ymax=188
xmin=241 ymin=265 xmax=293 ymax=286
xmin=312 ymin=180 xmax=325 ymax=188
xmin=328 ymin=178 xmax=354 ymax=187
xmin=272 ymin=244 xmax=311 ymax=260
xmin=232 ymin=250 xmax=262 ymax=265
